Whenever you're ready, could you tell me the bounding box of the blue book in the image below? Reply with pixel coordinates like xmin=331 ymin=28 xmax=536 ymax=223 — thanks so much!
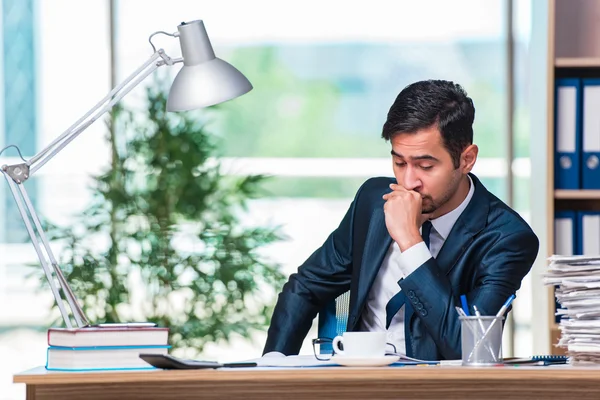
xmin=45 ymin=345 xmax=171 ymax=371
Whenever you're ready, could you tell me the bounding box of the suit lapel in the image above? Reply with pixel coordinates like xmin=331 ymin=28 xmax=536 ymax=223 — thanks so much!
xmin=354 ymin=207 xmax=392 ymax=317
xmin=434 ymin=218 xmax=474 ymax=275
xmin=435 ymin=173 xmax=489 ymax=275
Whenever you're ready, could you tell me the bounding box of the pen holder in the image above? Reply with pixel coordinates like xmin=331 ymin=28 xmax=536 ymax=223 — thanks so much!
xmin=459 ymin=315 xmax=504 ymax=366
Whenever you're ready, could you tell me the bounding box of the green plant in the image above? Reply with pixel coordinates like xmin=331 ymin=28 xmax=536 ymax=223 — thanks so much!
xmin=48 ymin=81 xmax=285 ymax=354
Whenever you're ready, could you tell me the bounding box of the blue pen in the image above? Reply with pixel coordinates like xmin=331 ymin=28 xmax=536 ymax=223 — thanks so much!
xmin=495 ymin=294 xmax=516 ymax=318
xmin=460 ymin=295 xmax=470 ymax=316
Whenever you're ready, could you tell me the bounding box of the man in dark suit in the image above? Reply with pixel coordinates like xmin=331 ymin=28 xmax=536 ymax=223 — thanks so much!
xmin=263 ymin=80 xmax=539 ymax=361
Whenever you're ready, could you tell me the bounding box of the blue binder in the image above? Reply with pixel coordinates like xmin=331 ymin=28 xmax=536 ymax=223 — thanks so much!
xmin=582 ymin=79 xmax=600 ymax=189
xmin=555 ymin=78 xmax=582 ymax=189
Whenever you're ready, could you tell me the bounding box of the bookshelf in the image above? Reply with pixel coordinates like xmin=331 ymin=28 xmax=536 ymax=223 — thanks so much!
xmin=554 ymin=190 xmax=600 ymax=200
xmin=546 ymin=0 xmax=600 ymax=354
xmin=555 ymin=58 xmax=600 ymax=68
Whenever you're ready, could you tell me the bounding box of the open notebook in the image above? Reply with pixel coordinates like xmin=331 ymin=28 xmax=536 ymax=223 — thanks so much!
xmin=251 ymin=353 xmax=437 ymax=367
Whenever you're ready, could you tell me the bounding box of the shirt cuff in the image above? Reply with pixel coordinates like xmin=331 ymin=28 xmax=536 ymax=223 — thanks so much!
xmin=394 ymin=241 xmax=432 ymax=279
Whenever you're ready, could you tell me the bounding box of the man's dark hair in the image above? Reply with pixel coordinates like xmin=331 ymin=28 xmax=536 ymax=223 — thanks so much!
xmin=382 ymin=80 xmax=475 ymax=169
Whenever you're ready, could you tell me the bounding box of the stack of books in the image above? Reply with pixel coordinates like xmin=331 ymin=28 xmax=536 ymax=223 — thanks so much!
xmin=46 ymin=325 xmax=170 ymax=371
xmin=544 ymin=255 xmax=600 ymax=364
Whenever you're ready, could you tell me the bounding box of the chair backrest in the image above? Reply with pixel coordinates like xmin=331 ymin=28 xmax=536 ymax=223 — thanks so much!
xmin=317 ymin=291 xmax=350 ymax=353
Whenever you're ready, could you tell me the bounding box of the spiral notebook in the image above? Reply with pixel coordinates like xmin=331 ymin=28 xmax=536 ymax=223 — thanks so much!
xmin=503 ymin=355 xmax=568 ymax=365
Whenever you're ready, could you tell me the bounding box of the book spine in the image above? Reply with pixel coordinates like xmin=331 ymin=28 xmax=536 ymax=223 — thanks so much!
xmin=48 ymin=345 xmax=171 ymax=351
xmin=45 ymin=366 xmax=157 ymax=372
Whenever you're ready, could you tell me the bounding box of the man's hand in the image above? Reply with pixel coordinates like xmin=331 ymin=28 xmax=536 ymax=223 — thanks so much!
xmin=382 ymin=183 xmax=429 ymax=251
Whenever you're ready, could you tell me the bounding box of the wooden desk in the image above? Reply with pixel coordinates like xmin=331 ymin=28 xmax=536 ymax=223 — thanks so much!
xmin=13 ymin=365 xmax=599 ymax=399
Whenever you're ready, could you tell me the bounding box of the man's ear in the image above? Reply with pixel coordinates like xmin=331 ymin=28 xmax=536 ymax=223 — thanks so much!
xmin=460 ymin=144 xmax=478 ymax=173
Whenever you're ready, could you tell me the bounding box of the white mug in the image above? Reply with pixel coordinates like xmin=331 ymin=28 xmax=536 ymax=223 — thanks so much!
xmin=332 ymin=331 xmax=387 ymax=358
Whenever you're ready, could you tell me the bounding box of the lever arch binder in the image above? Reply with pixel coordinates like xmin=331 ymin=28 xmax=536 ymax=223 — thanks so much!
xmin=555 ymin=78 xmax=582 ymax=189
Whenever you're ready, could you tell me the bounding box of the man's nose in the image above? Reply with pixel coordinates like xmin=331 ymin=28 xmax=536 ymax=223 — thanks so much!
xmin=403 ymin=167 xmax=422 ymax=191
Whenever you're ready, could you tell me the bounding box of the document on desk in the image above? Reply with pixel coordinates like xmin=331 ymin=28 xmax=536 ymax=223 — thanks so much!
xmin=246 ymin=355 xmax=336 ymax=367
xmin=243 ymin=354 xmax=437 ymax=368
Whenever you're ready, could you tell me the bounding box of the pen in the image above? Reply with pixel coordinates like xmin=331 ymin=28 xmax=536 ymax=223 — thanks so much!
xmin=222 ymin=362 xmax=258 ymax=368
xmin=494 ymin=294 xmax=516 ymax=318
xmin=472 ymin=305 xmax=487 ymax=334
xmin=473 ymin=305 xmax=498 ymax=362
xmin=479 ymin=294 xmax=516 ymax=338
xmin=460 ymin=295 xmax=470 ymax=316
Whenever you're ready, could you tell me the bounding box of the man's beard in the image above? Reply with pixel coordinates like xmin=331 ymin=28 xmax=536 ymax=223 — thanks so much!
xmin=420 ymin=173 xmax=463 ymax=215
xmin=421 ymin=196 xmax=437 ymax=214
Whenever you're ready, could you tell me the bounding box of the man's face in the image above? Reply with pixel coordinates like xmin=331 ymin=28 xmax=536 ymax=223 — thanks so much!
xmin=390 ymin=125 xmax=463 ymax=215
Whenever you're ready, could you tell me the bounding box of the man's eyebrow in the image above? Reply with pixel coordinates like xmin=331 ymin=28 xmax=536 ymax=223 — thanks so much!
xmin=390 ymin=150 xmax=439 ymax=162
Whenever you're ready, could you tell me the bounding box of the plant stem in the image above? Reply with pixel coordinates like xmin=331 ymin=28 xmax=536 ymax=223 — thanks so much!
xmin=107 ymin=112 xmax=121 ymax=321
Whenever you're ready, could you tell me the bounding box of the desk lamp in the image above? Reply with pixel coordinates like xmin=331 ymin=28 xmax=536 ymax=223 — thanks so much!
xmin=0 ymin=20 xmax=252 ymax=329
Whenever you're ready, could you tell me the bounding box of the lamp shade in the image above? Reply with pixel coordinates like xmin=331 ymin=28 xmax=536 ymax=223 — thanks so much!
xmin=167 ymin=20 xmax=252 ymax=111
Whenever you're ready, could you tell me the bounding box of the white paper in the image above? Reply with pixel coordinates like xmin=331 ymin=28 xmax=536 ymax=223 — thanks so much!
xmin=244 ymin=355 xmax=335 ymax=367
xmin=545 ymin=254 xmax=600 ymax=363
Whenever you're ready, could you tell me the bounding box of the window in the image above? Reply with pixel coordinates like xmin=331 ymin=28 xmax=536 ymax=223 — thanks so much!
xmin=1 ymin=0 xmax=37 ymax=244
xmin=1 ymin=3 xmax=534 ymax=397
xmin=116 ymin=0 xmax=532 ymax=357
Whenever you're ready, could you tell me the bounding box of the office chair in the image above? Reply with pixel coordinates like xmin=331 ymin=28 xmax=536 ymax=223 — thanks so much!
xmin=317 ymin=291 xmax=350 ymax=353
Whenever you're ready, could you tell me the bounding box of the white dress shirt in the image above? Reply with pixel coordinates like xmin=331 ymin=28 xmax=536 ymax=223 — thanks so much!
xmin=360 ymin=175 xmax=475 ymax=354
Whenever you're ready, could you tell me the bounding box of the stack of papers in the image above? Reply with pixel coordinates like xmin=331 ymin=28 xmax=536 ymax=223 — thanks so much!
xmin=544 ymin=255 xmax=600 ymax=363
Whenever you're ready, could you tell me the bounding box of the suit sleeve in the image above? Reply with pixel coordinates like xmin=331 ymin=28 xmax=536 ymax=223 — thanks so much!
xmin=399 ymin=229 xmax=539 ymax=360
xmin=262 ymin=186 xmax=365 ymax=355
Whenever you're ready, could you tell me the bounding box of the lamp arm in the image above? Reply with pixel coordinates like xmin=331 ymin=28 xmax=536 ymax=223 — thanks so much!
xmin=0 ymin=48 xmax=179 ymax=328
xmin=2 ymin=174 xmax=83 ymax=328
xmin=28 ymin=50 xmax=170 ymax=176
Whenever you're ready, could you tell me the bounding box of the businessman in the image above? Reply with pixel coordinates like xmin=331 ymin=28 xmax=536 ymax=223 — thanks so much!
xmin=263 ymin=80 xmax=539 ymax=361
